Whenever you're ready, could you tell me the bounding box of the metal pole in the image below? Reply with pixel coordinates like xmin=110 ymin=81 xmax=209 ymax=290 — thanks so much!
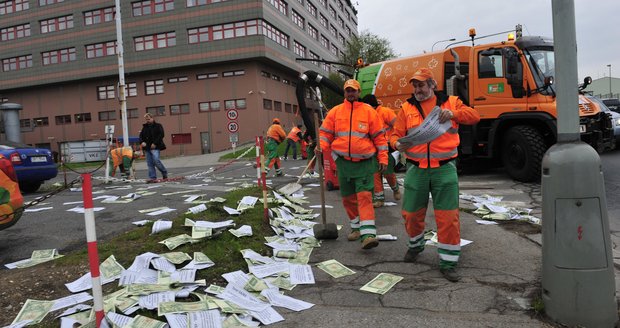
xmin=608 ymin=64 xmax=612 ymax=97
xmin=115 ymin=0 xmax=129 ymax=147
xmin=431 ymin=38 xmax=456 ymax=51
xmin=81 ymin=174 xmax=104 ymax=327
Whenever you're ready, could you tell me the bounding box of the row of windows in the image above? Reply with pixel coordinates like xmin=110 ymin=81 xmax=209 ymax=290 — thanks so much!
xmin=266 ymin=0 xmax=354 ymax=40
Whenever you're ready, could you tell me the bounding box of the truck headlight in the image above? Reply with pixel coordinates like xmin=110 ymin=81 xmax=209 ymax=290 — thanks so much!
xmin=616 ymin=118 xmax=620 ymax=126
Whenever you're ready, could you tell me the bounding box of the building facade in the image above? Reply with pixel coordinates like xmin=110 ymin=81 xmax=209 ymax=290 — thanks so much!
xmin=588 ymin=76 xmax=620 ymax=100
xmin=0 ymin=0 xmax=358 ymax=156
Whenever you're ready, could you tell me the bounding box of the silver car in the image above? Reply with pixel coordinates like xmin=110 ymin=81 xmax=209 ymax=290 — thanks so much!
xmin=588 ymin=96 xmax=620 ymax=148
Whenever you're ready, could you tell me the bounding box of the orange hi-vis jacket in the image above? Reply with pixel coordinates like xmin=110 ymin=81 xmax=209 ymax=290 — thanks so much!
xmin=267 ymin=123 xmax=286 ymax=143
xmin=286 ymin=126 xmax=302 ymax=142
xmin=376 ymin=105 xmax=397 ymax=139
xmin=320 ymin=100 xmax=388 ymax=165
xmin=389 ymin=93 xmax=480 ymax=168
xmin=110 ymin=146 xmax=134 ymax=167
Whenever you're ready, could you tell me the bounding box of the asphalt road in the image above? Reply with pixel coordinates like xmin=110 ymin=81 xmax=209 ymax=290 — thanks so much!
xmin=600 ymin=149 xmax=620 ymax=247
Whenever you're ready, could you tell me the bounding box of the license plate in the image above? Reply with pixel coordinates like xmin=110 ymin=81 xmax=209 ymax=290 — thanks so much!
xmin=579 ymin=125 xmax=586 ymax=133
xmin=30 ymin=156 xmax=47 ymax=163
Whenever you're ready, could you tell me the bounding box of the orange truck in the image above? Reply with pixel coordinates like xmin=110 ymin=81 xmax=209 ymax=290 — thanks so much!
xmin=355 ymin=27 xmax=613 ymax=182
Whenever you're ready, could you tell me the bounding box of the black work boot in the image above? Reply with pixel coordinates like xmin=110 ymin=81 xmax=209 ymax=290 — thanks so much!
xmin=403 ymin=248 xmax=422 ymax=262
xmin=440 ymin=268 xmax=460 ymax=282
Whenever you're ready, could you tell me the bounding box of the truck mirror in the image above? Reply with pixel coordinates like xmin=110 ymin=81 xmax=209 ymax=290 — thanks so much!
xmin=544 ymin=76 xmax=554 ymax=86
xmin=503 ymin=47 xmax=525 ymax=98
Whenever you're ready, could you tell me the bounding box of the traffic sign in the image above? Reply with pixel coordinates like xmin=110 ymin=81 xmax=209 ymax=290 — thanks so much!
xmin=227 ymin=121 xmax=239 ymax=133
xmin=226 ymin=109 xmax=238 ymax=121
xmin=229 ymin=133 xmax=238 ymax=143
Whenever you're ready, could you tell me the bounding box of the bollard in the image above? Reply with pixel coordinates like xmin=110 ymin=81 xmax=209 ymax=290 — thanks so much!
xmin=81 ymin=174 xmax=104 ymax=327
xmin=259 ymin=137 xmax=269 ymax=223
xmin=255 ymin=136 xmax=262 ymax=187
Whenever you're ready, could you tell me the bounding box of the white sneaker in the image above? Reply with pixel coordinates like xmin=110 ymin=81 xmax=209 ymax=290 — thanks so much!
xmin=301 ymin=173 xmax=312 ymax=179
xmin=311 ymin=172 xmax=320 ymax=178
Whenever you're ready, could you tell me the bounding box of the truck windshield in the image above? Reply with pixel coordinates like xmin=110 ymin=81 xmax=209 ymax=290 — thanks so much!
xmin=524 ymin=49 xmax=555 ymax=95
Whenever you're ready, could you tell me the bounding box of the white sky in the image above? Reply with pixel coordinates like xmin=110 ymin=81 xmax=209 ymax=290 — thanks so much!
xmin=356 ymin=0 xmax=619 ymax=81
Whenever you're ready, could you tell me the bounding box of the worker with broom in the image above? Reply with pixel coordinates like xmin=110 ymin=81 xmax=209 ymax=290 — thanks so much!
xmin=318 ymin=79 xmax=388 ymax=249
xmin=265 ymin=118 xmax=287 ymax=177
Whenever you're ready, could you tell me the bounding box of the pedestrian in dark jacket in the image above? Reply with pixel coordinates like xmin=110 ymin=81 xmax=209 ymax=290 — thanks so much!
xmin=139 ymin=113 xmax=168 ymax=181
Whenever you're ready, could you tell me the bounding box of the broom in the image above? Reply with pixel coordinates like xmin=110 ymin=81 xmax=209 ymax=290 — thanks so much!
xmin=277 ymin=155 xmax=316 ymax=195
xmin=311 ymin=112 xmax=338 ymax=240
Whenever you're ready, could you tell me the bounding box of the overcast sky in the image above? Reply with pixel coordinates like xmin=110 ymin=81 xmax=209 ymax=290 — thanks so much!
xmin=356 ymin=0 xmax=618 ymax=82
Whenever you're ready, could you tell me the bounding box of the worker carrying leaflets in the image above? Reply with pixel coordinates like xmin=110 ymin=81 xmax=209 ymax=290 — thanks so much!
xmin=391 ymin=68 xmax=480 ymax=282
xmin=318 ymin=79 xmax=388 ymax=250
xmin=265 ymin=118 xmax=287 ymax=177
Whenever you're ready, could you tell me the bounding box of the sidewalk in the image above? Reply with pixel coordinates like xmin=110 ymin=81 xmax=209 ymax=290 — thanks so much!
xmin=133 ymin=146 xmax=247 ymax=171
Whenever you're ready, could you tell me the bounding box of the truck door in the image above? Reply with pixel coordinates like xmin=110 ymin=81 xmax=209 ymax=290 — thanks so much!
xmin=471 ymin=47 xmax=527 ymax=119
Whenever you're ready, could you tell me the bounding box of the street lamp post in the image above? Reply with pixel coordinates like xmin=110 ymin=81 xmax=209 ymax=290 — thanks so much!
xmin=432 ymin=38 xmax=456 ymax=51
xmin=608 ymin=64 xmax=612 ymax=97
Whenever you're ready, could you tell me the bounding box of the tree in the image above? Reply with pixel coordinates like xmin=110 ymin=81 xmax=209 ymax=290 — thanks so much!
xmin=340 ymin=30 xmax=398 ymax=68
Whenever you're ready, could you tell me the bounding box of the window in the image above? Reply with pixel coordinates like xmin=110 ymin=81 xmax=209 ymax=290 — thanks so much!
xmin=223 ymin=70 xmax=245 ymax=77
xmin=199 ymin=101 xmax=220 ymax=112
xmin=40 ymin=15 xmax=73 ymax=34
xmin=345 ymin=25 xmax=351 ymax=36
xmin=328 ymin=5 xmax=335 ymax=18
xmin=189 ymin=20 xmax=288 ymax=48
xmin=296 ymin=0 xmax=303 ymax=4
xmin=282 ymin=79 xmax=290 ymax=85
xmin=33 ymin=117 xmax=49 ymax=126
xmin=292 ymin=10 xmax=304 ymax=29
xmin=338 ymin=33 xmax=345 ymax=45
xmin=271 ymin=74 xmax=280 ymax=81
xmin=285 ymin=103 xmax=292 ymax=113
xmin=98 ymin=110 xmax=116 ymax=121
xmin=168 ymin=76 xmax=188 ymax=83
xmin=97 ymin=85 xmax=115 ymax=100
xmin=197 ymin=72 xmax=218 ymax=79
xmin=1 ymin=23 xmax=31 ymax=41
xmin=145 ymin=79 xmax=164 ymax=94
xmin=187 ymin=0 xmax=230 ymax=7
xmin=84 ymin=7 xmax=115 ymax=26
xmin=39 ymin=0 xmax=63 ymax=5
xmin=127 ymin=82 xmax=137 ymax=97
xmin=274 ymin=101 xmax=282 ymax=112
xmin=338 ymin=16 xmax=344 ymax=28
xmin=225 ymin=99 xmax=246 ymax=110
xmin=146 ymin=106 xmax=165 ymax=116
xmin=266 ymin=0 xmax=287 ymax=15
xmin=55 ymin=115 xmax=71 ymax=125
xmin=306 ymin=1 xmax=316 ymax=17
xmin=309 ymin=51 xmax=319 ymax=65
xmin=263 ymin=99 xmax=272 ymax=110
xmin=329 ymin=24 xmax=336 ymax=37
xmin=318 ymin=0 xmax=325 ymax=7
xmin=294 ymin=41 xmax=305 ymax=58
xmin=321 ymin=62 xmax=330 ymax=72
xmin=20 ymin=119 xmax=31 ymax=128
xmin=75 ymin=113 xmax=92 ymax=123
xmin=319 ymin=14 xmax=327 ymax=28
xmin=86 ymin=41 xmax=117 ymax=58
xmin=307 ymin=24 xmax=318 ymax=40
xmin=478 ymin=53 xmax=504 ymax=79
xmin=132 ymin=0 xmax=174 ymax=16
xmin=320 ymin=34 xmax=329 ymax=49
xmin=171 ymin=133 xmax=192 ymax=144
xmin=0 ymin=0 xmax=29 ymax=15
xmin=2 ymin=54 xmax=32 ymax=72
xmin=134 ymin=31 xmax=175 ymax=51
xmin=124 ymin=108 xmax=139 ymax=119
xmin=293 ymin=104 xmax=298 ymax=114
xmin=261 ymin=71 xmax=271 ymax=78
xmin=170 ymin=104 xmax=190 ymax=115
xmin=42 ymin=47 xmax=76 ymax=65
xmin=330 ymin=44 xmax=338 ymax=56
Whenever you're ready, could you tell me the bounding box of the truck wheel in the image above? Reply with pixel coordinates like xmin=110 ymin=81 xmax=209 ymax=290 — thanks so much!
xmin=20 ymin=181 xmax=42 ymax=194
xmin=501 ymin=125 xmax=546 ymax=182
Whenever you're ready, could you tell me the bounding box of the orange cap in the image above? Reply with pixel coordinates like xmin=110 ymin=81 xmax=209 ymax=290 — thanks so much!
xmin=272 ymin=118 xmax=280 ymax=124
xmin=343 ymin=79 xmax=361 ymax=91
xmin=409 ymin=68 xmax=434 ymax=82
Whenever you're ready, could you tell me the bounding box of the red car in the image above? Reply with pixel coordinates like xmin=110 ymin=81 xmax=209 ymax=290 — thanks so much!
xmin=0 ymin=154 xmax=24 ymax=230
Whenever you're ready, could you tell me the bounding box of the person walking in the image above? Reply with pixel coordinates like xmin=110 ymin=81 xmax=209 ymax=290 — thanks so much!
xmin=283 ymin=124 xmax=303 ymax=160
xmin=265 ymin=118 xmax=286 ymax=177
xmin=361 ymin=94 xmax=401 ymax=208
xmin=318 ymin=79 xmax=388 ymax=249
xmin=139 ymin=113 xmax=168 ymax=181
xmin=391 ymin=68 xmax=480 ymax=282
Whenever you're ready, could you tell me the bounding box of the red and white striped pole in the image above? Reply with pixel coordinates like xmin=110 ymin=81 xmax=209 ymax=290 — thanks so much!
xmin=259 ymin=137 xmax=269 ymax=223
xmin=81 ymin=174 xmax=104 ymax=327
xmin=255 ymin=136 xmax=262 ymax=187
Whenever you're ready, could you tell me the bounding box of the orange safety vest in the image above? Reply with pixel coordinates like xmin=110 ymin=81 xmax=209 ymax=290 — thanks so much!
xmin=110 ymin=146 xmax=134 ymax=167
xmin=390 ymin=93 xmax=480 ymax=168
xmin=376 ymin=105 xmax=397 ymax=139
xmin=320 ymin=101 xmax=388 ymax=164
xmin=286 ymin=126 xmax=302 ymax=142
xmin=267 ymin=123 xmax=286 ymax=143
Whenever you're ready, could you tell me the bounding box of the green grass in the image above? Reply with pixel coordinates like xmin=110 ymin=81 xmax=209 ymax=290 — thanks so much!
xmin=218 ymin=141 xmax=303 ymax=161
xmin=59 ymin=161 xmax=106 ymax=170
xmin=55 ymin=186 xmax=273 ymax=282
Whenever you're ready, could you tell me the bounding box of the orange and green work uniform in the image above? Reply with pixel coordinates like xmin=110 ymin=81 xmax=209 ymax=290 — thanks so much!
xmin=320 ymin=100 xmax=388 ymax=242
xmin=266 ymin=123 xmax=286 ymax=176
xmin=390 ymin=92 xmax=480 ymax=269
xmin=373 ymin=105 xmax=399 ymax=203
xmin=108 ymin=146 xmax=134 ymax=178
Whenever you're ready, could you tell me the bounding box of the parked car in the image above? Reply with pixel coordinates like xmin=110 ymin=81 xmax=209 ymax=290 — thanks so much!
xmin=0 ymin=154 xmax=24 ymax=230
xmin=0 ymin=141 xmax=58 ymax=193
xmin=588 ymin=96 xmax=620 ymax=148
xmin=602 ymin=98 xmax=620 ymax=113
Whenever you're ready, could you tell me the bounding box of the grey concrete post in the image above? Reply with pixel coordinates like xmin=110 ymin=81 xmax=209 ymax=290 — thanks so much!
xmin=0 ymin=103 xmax=23 ymax=143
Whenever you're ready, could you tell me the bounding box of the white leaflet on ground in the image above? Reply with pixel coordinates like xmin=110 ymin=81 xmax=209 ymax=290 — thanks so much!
xmin=221 ymin=270 xmax=250 ymax=286
xmin=188 ymin=310 xmax=222 ymax=328
xmin=187 ymin=204 xmax=207 ymax=214
xmin=283 ymin=230 xmax=314 ymax=240
xmin=218 ymin=283 xmax=270 ymax=312
xmin=223 ymin=206 xmax=240 ymax=215
xmin=50 ymin=292 xmax=93 ymax=312
xmin=248 ymin=262 xmax=290 ymax=279
xmin=65 ymin=272 xmax=116 ymax=293
xmin=383 ymin=202 xmax=398 ymax=207
xmin=24 ymin=207 xmax=54 ymax=212
xmin=106 ymin=312 xmax=133 ymax=327
xmin=66 ymin=206 xmax=105 ymax=213
xmin=132 ymin=219 xmax=152 ymax=226
xmin=248 ymin=306 xmax=284 ymax=325
xmin=239 ymin=196 xmax=259 ymax=207
xmin=306 ymin=183 xmax=320 ymax=187
xmin=4 ymin=258 xmax=31 ymax=269
xmin=182 ymin=260 xmax=215 ymax=270
xmin=265 ymin=241 xmax=299 ymax=252
xmin=194 ymin=219 xmax=235 ymax=229
xmin=165 ymin=313 xmax=188 ymax=328
xmin=171 ymin=269 xmax=197 ymax=283
xmin=475 ymin=219 xmax=499 ymax=225
xmin=377 ymin=234 xmax=398 ymax=241
xmin=123 ymin=305 xmax=141 ymax=315
xmin=260 ymin=288 xmax=314 ymax=311
xmin=151 ymin=220 xmax=173 ymax=235
xmin=288 ymin=264 xmax=315 ymax=285
xmin=138 ymin=291 xmax=176 ymax=310
xmin=484 ymin=203 xmax=510 ymax=213
xmin=241 ymin=250 xmax=274 ymax=264
xmin=127 ymin=252 xmax=160 ymax=271
xmin=59 ymin=317 xmax=80 ymax=328
xmin=55 ymin=304 xmax=91 ymax=318
xmin=308 ymin=205 xmax=333 ymax=209
xmin=151 ymin=257 xmax=176 ymax=273
xmin=147 ymin=208 xmax=177 ymax=216
xmin=63 ymin=201 xmax=83 ymax=205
